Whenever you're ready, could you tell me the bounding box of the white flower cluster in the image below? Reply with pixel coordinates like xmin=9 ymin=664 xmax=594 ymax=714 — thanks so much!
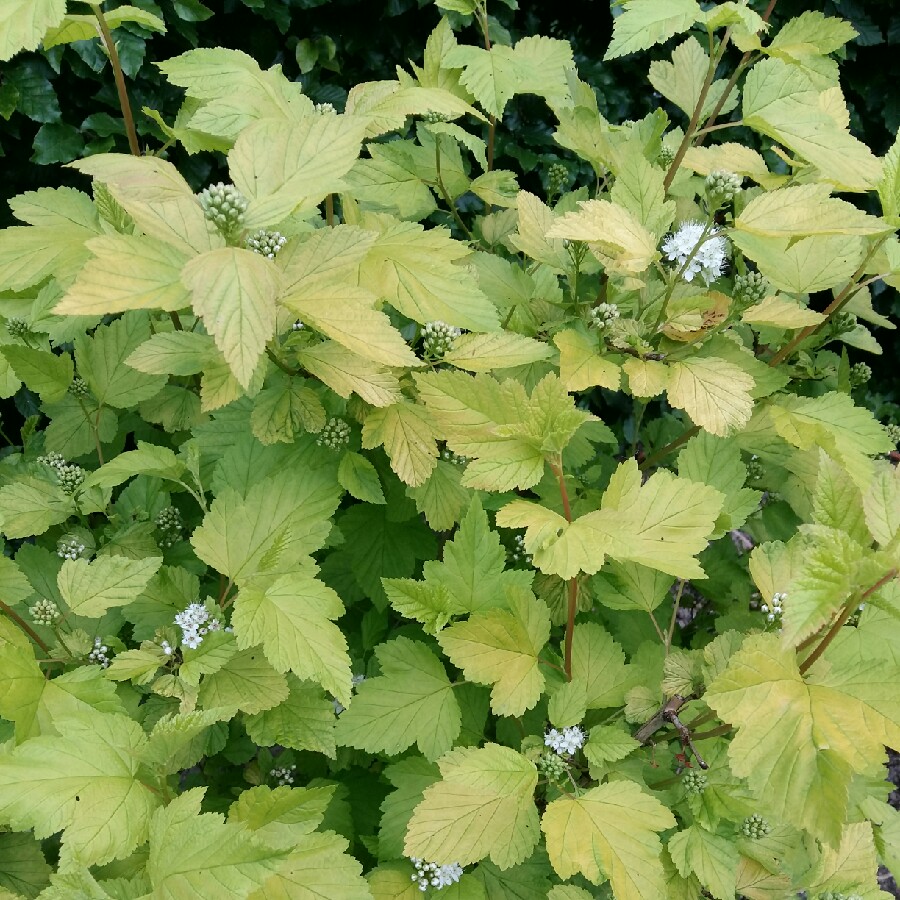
xmin=317 ymin=417 xmax=351 ymax=452
xmin=662 ymin=221 xmax=727 ymax=285
xmin=507 ymin=533 xmax=532 ymax=567
xmin=174 ymin=603 xmax=222 ymax=650
xmin=31 ymin=598 xmax=61 ymax=626
xmin=333 ymin=673 xmax=366 ymax=716
xmin=246 ymin=229 xmax=287 ymax=259
xmin=409 ymin=858 xmax=464 ymax=892
xmin=544 ymin=725 xmax=585 ymax=757
xmin=88 ymin=636 xmax=111 ymax=668
xmin=292 ymin=320 xmax=305 ymax=331
xmin=57 ymin=536 xmax=86 ymax=560
xmin=761 ymin=592 xmax=786 ymax=627
xmin=589 ymin=302 xmax=620 ymax=329
xmin=315 ymin=101 xmax=336 ymax=115
xmin=422 ymin=321 xmax=461 ymax=360
xmin=37 ymin=451 xmax=66 ymax=469
xmin=160 ymin=639 xmax=173 ymax=656
xmin=271 ymin=765 xmax=296 ymax=786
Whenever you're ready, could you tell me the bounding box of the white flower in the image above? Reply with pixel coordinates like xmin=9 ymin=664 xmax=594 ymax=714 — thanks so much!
xmin=544 ymin=725 xmax=585 ymax=756
xmin=409 ymin=858 xmax=463 ymax=892
xmin=174 ymin=602 xmax=221 ymax=650
xmin=662 ymin=221 xmax=728 ymax=285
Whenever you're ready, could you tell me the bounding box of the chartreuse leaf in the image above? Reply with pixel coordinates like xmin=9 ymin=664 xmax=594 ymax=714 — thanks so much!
xmin=804 ymin=820 xmax=882 ymax=898
xmin=70 ymin=154 xmax=221 ymax=255
xmin=182 ymin=247 xmax=282 ymax=390
xmin=296 ymin=342 xmax=403 ymax=408
xmin=593 ymin=560 xmax=674 ymax=613
xmin=382 ymin=579 xmax=456 ymax=635
xmin=541 ymin=780 xmax=676 ymax=897
xmin=83 ymin=441 xmax=186 ymax=491
xmin=0 ymin=345 xmax=72 ymax=402
xmin=0 ymin=0 xmax=65 ymax=60
xmin=705 ymin=633 xmax=900 ymax=844
xmin=338 ymin=451 xmax=386 ymax=504
xmin=250 ymin=374 xmax=325 ymax=445
xmin=407 ymin=461 xmax=471 ymax=532
xmin=360 ymin=222 xmax=500 ymax=332
xmin=228 ymin=783 xmax=334 ymax=847
xmin=232 ymin=570 xmax=353 ymax=706
xmin=140 ymin=708 xmax=228 ymax=775
xmin=58 ymin=555 xmax=162 ymax=618
xmin=554 ymin=623 xmax=631 ymax=716
xmin=191 ymin=471 xmax=340 ymax=585
xmin=554 ymin=329 xmax=621 ymax=392
xmin=54 ymin=234 xmax=192 ymax=316
xmin=605 ymin=0 xmax=702 ymax=61
xmin=126 ymin=330 xmax=217 ymax=376
xmin=547 ymin=199 xmax=657 ymax=276
xmin=361 ymin=401 xmax=438 ymax=488
xmin=335 ymin=637 xmax=460 ymax=761
xmin=666 ymin=356 xmax=755 ymax=437
xmin=0 ymin=713 xmax=160 ymax=867
xmin=147 ymin=788 xmax=288 ymax=898
xmin=229 ymin=117 xmax=366 ymax=228
xmin=438 ymin=590 xmax=550 ymax=716
xmin=443 ymin=332 xmax=553 ymax=373
xmin=0 ymin=620 xmax=125 ymax=742
xmin=74 ymin=313 xmax=167 ymax=409
xmin=198 ymin=647 xmax=290 ymax=716
xmin=864 ymin=462 xmax=900 ymax=551
xmin=667 ymin=825 xmax=739 ymax=900
xmin=405 ymin=743 xmax=539 ymax=868
xmin=812 ymin=451 xmax=870 ymax=546
xmin=878 ymin=128 xmax=900 ymax=223
xmin=244 ymin=675 xmax=336 ymax=758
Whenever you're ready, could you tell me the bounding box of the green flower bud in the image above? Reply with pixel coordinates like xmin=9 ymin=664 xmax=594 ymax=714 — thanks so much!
xmin=734 ymin=271 xmax=768 ymax=305
xmin=830 ymin=311 xmax=857 ymax=335
xmin=56 ymin=464 xmax=86 ymax=495
xmin=589 ymin=303 xmax=620 ymax=329
xmin=156 ymin=505 xmax=184 ymax=548
xmin=682 ymin=769 xmax=707 ymax=794
xmin=422 ymin=321 xmax=461 ymax=360
xmin=705 ymin=169 xmax=742 ymax=205
xmin=440 ymin=448 xmax=469 ymax=466
xmin=537 ymin=750 xmax=569 ymax=782
xmin=746 ymin=454 xmax=764 ymax=482
xmin=68 ymin=375 xmax=90 ymax=398
xmin=423 ymin=109 xmax=451 ymax=124
xmin=740 ymin=813 xmax=772 ymax=839
xmin=658 ymin=145 xmax=676 ymax=168
xmin=848 ymin=362 xmax=872 ymax=387
xmin=246 ymin=229 xmax=287 ymax=259
xmin=886 ymin=423 xmax=900 ymax=445
xmin=31 ymin=598 xmax=61 ymax=627
xmin=547 ymin=162 xmax=569 ymax=196
xmin=4 ymin=317 xmax=31 ymax=339
xmin=317 ymin=417 xmax=351 ymax=452
xmin=197 ymin=182 xmax=249 ymax=237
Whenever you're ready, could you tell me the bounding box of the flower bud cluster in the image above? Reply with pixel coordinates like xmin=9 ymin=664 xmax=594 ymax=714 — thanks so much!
xmin=409 ymin=858 xmax=463 ymax=892
xmin=88 ymin=636 xmax=111 ymax=668
xmin=705 ymin=170 xmax=742 ymax=205
xmin=422 ymin=321 xmax=461 ymax=360
xmin=38 ymin=451 xmax=85 ymax=494
xmin=886 ymin=423 xmax=900 ymax=445
xmin=292 ymin=320 xmax=305 ymax=331
xmin=271 ymin=765 xmax=296 ymax=786
xmin=740 ymin=813 xmax=772 ymax=839
xmin=197 ymin=182 xmax=248 ymax=235
xmin=761 ymin=592 xmax=786 ymax=628
xmin=246 ymin=229 xmax=287 ymax=260
xmin=174 ymin=603 xmax=222 ymax=650
xmin=682 ymin=769 xmax=708 ymax=794
xmin=156 ymin=506 xmax=184 ymax=549
xmin=831 ymin=312 xmax=857 ymax=335
xmin=37 ymin=451 xmax=66 ymax=469
xmin=544 ymin=725 xmax=585 ymax=757
xmin=849 ymin=362 xmax=871 ymax=387
xmin=589 ymin=303 xmax=620 ymax=330
xmin=57 ymin=536 xmax=87 ymax=560
xmin=68 ymin=375 xmax=90 ymax=398
xmin=314 ymin=101 xmax=336 ymax=115
xmin=662 ymin=221 xmax=728 ymax=285
xmin=537 ymin=750 xmax=569 ymax=782
xmin=422 ymin=110 xmax=451 ymax=124
xmin=734 ymin=271 xmax=768 ymax=305
xmin=333 ymin=673 xmax=366 ymax=715
xmin=4 ymin=317 xmax=30 ymax=339
xmin=440 ymin=448 xmax=469 ymax=466
xmin=507 ymin=533 xmax=532 ymax=567
xmin=31 ymin=598 xmax=61 ymax=626
xmin=547 ymin=162 xmax=569 ymax=196
xmin=658 ymin=145 xmax=676 ymax=168
xmin=160 ymin=639 xmax=173 ymax=656
xmin=316 ymin=417 xmax=351 ymax=452
xmin=746 ymin=454 xmax=763 ymax=482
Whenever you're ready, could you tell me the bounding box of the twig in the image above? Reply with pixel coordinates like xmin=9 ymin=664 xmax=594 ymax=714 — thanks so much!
xmin=666 ymin=580 xmax=685 ymax=651
xmin=94 ymin=6 xmax=141 ymax=156
xmin=550 ymin=457 xmax=578 ymax=681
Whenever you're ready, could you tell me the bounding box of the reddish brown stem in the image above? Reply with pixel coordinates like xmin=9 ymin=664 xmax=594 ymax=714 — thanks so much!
xmin=95 ymin=7 xmax=141 ymax=156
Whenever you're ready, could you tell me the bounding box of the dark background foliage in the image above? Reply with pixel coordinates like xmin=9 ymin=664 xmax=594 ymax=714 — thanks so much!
xmin=0 ymin=0 xmax=898 ymax=411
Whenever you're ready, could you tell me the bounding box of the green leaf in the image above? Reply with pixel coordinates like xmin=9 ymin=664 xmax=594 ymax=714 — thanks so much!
xmin=560 ymin=622 xmax=631 ymax=710
xmin=197 ymin=646 xmax=290 ymax=716
xmin=405 ymin=743 xmax=539 ymax=868
xmin=232 ymin=570 xmax=352 ymax=705
xmin=443 ymin=332 xmax=553 ymax=373
xmin=182 ymin=248 xmax=281 ymax=390
xmin=0 ymin=475 xmax=75 ymax=538
xmin=812 ymin=451 xmax=870 ymax=546
xmin=378 ymin=757 xmax=441 ymax=861
xmin=705 ymin=633 xmax=900 ymax=844
xmin=83 ymin=441 xmax=186 ymax=491
xmin=228 ymin=783 xmax=334 ymax=847
xmin=0 ymin=713 xmax=160 ymax=867
xmin=230 ymin=118 xmax=366 ymax=228
xmin=0 ymin=345 xmax=72 ymax=402
xmin=244 ymin=674 xmax=337 ymax=759
xmin=334 ymin=637 xmax=460 ymax=761
xmin=104 ymin=5 xmax=166 ymax=32
xmin=191 ymin=472 xmax=340 ymax=585
xmin=58 ymin=555 xmax=162 ymax=618
xmin=251 ymin=375 xmax=326 ymax=445
xmin=547 ymin=199 xmax=658 ymax=276
xmin=338 ymin=451 xmax=386 ymax=504
xmin=592 ymin=560 xmax=674 ymax=613
xmin=361 ymin=401 xmax=438 ymax=488
xmin=141 ymin=708 xmax=229 ymax=775
xmin=296 ymin=342 xmax=403 ymax=408
xmin=70 ymin=154 xmax=221 ymax=255
xmin=147 ymin=788 xmax=287 ymax=898
xmin=0 ymin=221 xmax=99 ymax=293
xmin=605 ymin=0 xmax=702 ymax=61
xmin=666 ymin=356 xmax=755 ymax=437
xmin=382 ymin=578 xmax=456 ymax=635
xmin=74 ymin=313 xmax=167 ymax=409
xmin=438 ymin=591 xmax=551 ymax=716
xmin=863 ymin=461 xmax=900 ymax=547
xmin=667 ymin=825 xmax=739 ymax=900
xmin=0 ymin=831 xmax=51 ymax=898
xmin=361 ymin=222 xmax=500 ymax=332
xmin=125 ymin=330 xmax=216 ymax=377
xmin=541 ymin=780 xmax=676 ymax=896
xmin=0 ymin=0 xmax=66 ymax=61
xmin=769 ymin=11 xmax=858 ymax=58
xmin=440 ymin=44 xmax=521 ymax=119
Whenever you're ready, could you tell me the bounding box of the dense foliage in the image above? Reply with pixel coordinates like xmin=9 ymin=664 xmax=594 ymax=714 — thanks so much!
xmin=0 ymin=1 xmax=899 ymax=898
